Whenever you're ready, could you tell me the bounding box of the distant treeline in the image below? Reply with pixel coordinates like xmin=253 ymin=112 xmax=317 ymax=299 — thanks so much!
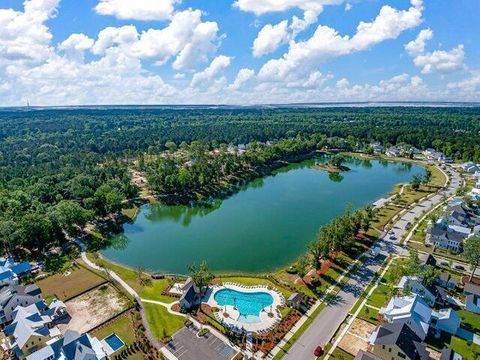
xmin=0 ymin=106 xmax=479 ymax=258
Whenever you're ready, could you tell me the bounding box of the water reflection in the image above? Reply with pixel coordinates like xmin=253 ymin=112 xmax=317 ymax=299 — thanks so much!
xmin=328 ymin=172 xmax=344 ymax=183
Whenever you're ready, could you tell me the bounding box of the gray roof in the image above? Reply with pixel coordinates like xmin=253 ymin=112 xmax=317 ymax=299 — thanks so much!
xmin=464 ymin=282 xmax=480 ymax=296
xmin=373 ymin=323 xmax=429 ymax=360
xmin=287 ymin=293 xmax=304 ymax=302
xmin=440 ymin=349 xmax=463 ymax=360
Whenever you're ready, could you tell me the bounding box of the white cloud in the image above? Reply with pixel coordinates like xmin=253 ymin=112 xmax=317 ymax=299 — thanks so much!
xmin=259 ymin=0 xmax=423 ymax=81
xmin=95 ymin=0 xmax=178 ymax=21
xmin=253 ymin=21 xmax=289 ymax=57
xmin=414 ymin=46 xmax=465 ymax=74
xmin=448 ymin=72 xmax=480 ymax=95
xmin=173 ymin=73 xmax=186 ymax=79
xmin=405 ymin=29 xmax=465 ymax=74
xmin=233 ymin=0 xmax=344 ymax=16
xmin=0 ymin=0 xmax=59 ymax=65
xmin=89 ymin=10 xmax=221 ymax=70
xmin=345 ymin=3 xmax=352 ymax=11
xmin=252 ymin=9 xmax=319 ymax=58
xmin=405 ymin=28 xmax=432 ymax=56
xmin=229 ymin=68 xmax=255 ymax=90
xmin=59 ymin=34 xmax=94 ymax=52
xmin=190 ymin=55 xmax=231 ymax=88
xmin=132 ymin=10 xmax=221 ymax=70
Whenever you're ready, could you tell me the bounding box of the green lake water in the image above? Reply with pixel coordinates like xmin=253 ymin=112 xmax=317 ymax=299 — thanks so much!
xmin=103 ymin=156 xmax=424 ymax=274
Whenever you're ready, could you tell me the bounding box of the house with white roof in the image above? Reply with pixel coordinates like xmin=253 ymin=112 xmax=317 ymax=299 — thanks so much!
xmin=0 ymin=258 xmax=31 ymax=288
xmin=0 ymin=285 xmax=42 ymax=325
xmin=383 ymin=295 xmax=432 ymax=340
xmin=396 ymin=276 xmax=436 ymax=306
xmin=24 ymin=329 xmax=106 ymax=360
xmin=386 ymin=146 xmax=401 ymax=157
xmin=462 ymin=162 xmax=480 ymax=173
xmin=4 ymin=302 xmax=62 ymax=359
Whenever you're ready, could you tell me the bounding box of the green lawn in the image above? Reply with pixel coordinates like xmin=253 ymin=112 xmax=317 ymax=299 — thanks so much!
xmin=91 ymin=312 xmax=136 ymax=345
xmin=367 ymin=284 xmax=391 ymax=308
xmin=457 ymin=309 xmax=480 ymax=333
xmin=357 ymin=306 xmax=380 ymax=325
xmin=36 ymin=262 xmax=108 ymax=301
xmin=122 ymin=206 xmax=140 ymax=220
xmin=87 ymin=254 xmax=177 ymax=303
xmin=143 ymin=303 xmax=184 ymax=340
xmin=427 ymin=333 xmax=480 ymax=360
xmin=327 ymin=347 xmax=354 ymax=360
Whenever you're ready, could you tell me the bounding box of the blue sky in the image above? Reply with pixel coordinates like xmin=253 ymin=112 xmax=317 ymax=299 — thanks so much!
xmin=0 ymin=0 xmax=479 ymax=105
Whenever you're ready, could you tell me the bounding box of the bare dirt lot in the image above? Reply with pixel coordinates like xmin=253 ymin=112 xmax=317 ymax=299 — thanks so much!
xmin=338 ymin=318 xmax=377 ymax=355
xmin=60 ymin=284 xmax=129 ymax=333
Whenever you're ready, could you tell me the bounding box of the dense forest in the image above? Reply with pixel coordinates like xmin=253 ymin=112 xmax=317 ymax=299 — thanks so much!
xmin=0 ymin=106 xmax=479 ymax=258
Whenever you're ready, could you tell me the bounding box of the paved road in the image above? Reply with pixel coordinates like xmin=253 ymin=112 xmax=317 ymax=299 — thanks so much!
xmin=283 ymin=165 xmax=462 ymax=360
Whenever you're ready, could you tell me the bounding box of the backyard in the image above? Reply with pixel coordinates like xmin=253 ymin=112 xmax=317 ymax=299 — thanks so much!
xmin=143 ymin=302 xmax=185 ymax=340
xmin=87 ymin=253 xmax=178 ymax=303
xmin=36 ymin=261 xmax=108 ymax=301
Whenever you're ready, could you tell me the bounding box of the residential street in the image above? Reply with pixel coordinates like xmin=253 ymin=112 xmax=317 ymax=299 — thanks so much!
xmin=282 ymin=165 xmax=462 ymax=360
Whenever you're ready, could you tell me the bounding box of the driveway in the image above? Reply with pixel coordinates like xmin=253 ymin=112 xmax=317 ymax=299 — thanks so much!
xmin=282 ymin=165 xmax=462 ymax=360
xmin=167 ymin=326 xmax=237 ymax=360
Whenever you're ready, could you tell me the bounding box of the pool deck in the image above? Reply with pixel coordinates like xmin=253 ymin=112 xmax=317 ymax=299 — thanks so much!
xmin=203 ymin=283 xmax=285 ymax=333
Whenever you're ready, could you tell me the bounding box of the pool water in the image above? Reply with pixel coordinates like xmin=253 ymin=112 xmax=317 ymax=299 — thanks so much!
xmin=214 ymin=289 xmax=274 ymax=323
xmin=104 ymin=334 xmax=125 ymax=352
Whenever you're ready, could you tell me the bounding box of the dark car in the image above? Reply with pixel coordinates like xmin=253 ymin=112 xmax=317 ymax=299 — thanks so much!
xmin=455 ymin=265 xmax=465 ymax=271
xmin=314 ymin=346 xmax=323 ymax=357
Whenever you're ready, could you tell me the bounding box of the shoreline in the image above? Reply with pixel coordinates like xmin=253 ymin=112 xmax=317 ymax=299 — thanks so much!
xmin=97 ymin=153 xmax=436 ymax=278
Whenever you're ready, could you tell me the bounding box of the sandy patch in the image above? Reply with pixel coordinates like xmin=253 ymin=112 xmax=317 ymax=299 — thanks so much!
xmin=348 ymin=318 xmax=377 ymax=339
xmin=338 ymin=333 xmax=368 ymax=355
xmin=60 ymin=284 xmax=128 ymax=333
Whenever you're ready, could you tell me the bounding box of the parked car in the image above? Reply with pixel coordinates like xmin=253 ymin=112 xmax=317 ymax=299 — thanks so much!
xmin=440 ymin=261 xmax=448 ymax=267
xmin=314 ymin=346 xmax=324 ymax=357
xmin=455 ymin=265 xmax=465 ymax=271
xmin=405 ymin=222 xmax=412 ymax=230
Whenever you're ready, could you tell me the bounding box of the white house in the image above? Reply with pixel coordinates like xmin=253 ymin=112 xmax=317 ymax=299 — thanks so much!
xmin=386 ymin=146 xmax=401 ymax=158
xmin=396 ymin=276 xmax=436 ymax=306
xmin=383 ymin=295 xmax=432 ymax=340
xmin=0 ymin=258 xmax=31 ymax=288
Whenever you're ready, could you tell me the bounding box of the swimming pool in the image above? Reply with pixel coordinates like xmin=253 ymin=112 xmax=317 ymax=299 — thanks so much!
xmin=214 ymin=289 xmax=274 ymax=323
xmin=103 ymin=333 xmax=125 ymax=353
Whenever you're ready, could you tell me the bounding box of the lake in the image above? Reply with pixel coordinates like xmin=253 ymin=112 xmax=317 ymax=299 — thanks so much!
xmin=103 ymin=156 xmax=424 ymax=274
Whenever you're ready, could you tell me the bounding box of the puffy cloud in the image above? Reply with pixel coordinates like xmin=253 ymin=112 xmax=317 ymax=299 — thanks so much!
xmin=95 ymin=0 xmax=177 ymax=21
xmin=89 ymin=10 xmax=221 ymax=70
xmin=229 ymin=68 xmax=255 ymax=90
xmin=233 ymin=0 xmax=344 ymax=16
xmin=59 ymin=34 xmax=94 ymax=52
xmin=448 ymin=72 xmax=480 ymax=96
xmin=259 ymin=0 xmax=423 ymax=81
xmin=405 ymin=29 xmax=465 ymax=74
xmin=405 ymin=28 xmax=432 ymax=56
xmin=92 ymin=26 xmax=139 ymax=55
xmin=252 ymin=10 xmax=319 ymax=57
xmin=414 ymin=46 xmax=465 ymax=74
xmin=0 ymin=0 xmax=59 ymax=65
xmin=132 ymin=10 xmax=221 ymax=70
xmin=190 ymin=55 xmax=231 ymax=88
xmin=253 ymin=21 xmax=289 ymax=57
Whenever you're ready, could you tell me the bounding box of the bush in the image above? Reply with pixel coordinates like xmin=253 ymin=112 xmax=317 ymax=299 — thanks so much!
xmin=198 ymin=328 xmax=210 ymax=337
